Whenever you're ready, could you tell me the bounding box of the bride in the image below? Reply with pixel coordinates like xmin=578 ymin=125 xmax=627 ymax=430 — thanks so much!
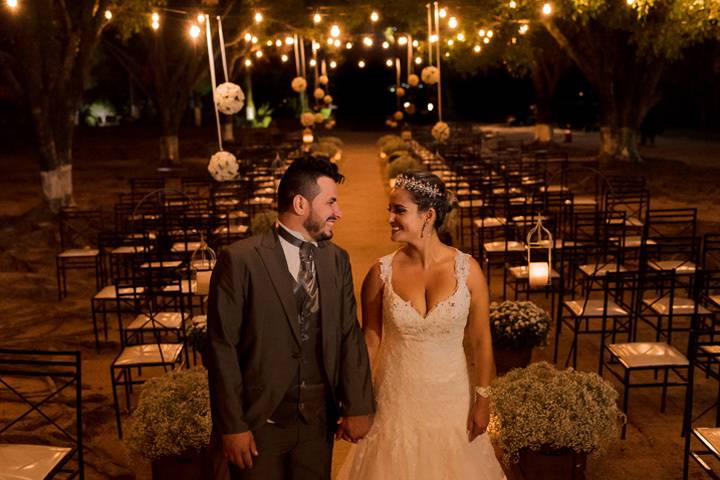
xmin=337 ymin=171 xmax=505 ymax=479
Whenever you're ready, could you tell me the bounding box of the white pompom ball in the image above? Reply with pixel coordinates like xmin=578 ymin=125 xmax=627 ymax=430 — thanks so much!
xmin=396 ymin=87 xmax=406 ymax=98
xmin=408 ymin=74 xmax=420 ymax=87
xmin=421 ymin=66 xmax=439 ymax=85
xmin=313 ymin=88 xmax=325 ymax=100
xmin=323 ymin=95 xmax=333 ymax=105
xmin=393 ymin=111 xmax=404 ymax=121
xmin=291 ymin=76 xmax=307 ymax=93
xmin=314 ymin=112 xmax=325 ymax=124
xmin=214 ymin=82 xmax=245 ymax=115
xmin=300 ymin=112 xmax=315 ymax=127
xmin=319 ymin=75 xmax=329 ymax=85
xmin=431 ymin=121 xmax=450 ymax=143
xmin=207 ymin=151 xmax=239 ymax=182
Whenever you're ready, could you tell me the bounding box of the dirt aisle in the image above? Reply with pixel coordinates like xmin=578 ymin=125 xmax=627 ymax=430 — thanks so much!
xmin=327 ymin=131 xmax=395 ymax=476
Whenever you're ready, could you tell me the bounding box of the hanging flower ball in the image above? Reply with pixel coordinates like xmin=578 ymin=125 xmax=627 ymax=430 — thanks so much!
xmin=214 ymin=82 xmax=245 ymax=115
xmin=300 ymin=112 xmax=315 ymax=127
xmin=404 ymin=103 xmax=416 ymax=115
xmin=396 ymin=87 xmax=406 ymax=98
xmin=408 ymin=74 xmax=420 ymax=87
xmin=325 ymin=118 xmax=336 ymax=129
xmin=319 ymin=75 xmax=329 ymax=85
xmin=386 ymin=119 xmax=398 ymax=128
xmin=291 ymin=76 xmax=307 ymax=93
xmin=421 ymin=66 xmax=439 ymax=85
xmin=323 ymin=95 xmax=333 ymax=105
xmin=401 ymin=128 xmax=412 ymax=140
xmin=393 ymin=111 xmax=404 ymax=121
xmin=313 ymin=88 xmax=325 ymax=100
xmin=314 ymin=112 xmax=325 ymax=124
xmin=207 ymin=151 xmax=239 ymax=182
xmin=431 ymin=121 xmax=451 ymax=143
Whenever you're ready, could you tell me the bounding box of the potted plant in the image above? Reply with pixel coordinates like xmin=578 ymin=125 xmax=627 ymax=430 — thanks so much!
xmin=187 ymin=317 xmax=208 ymax=366
xmin=490 ymin=362 xmax=623 ymax=479
xmin=125 ymin=368 xmax=215 ymax=480
xmin=490 ymin=300 xmax=550 ymax=375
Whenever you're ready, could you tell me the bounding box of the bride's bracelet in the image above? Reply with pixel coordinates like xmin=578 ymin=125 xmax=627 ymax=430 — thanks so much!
xmin=474 ymin=385 xmax=491 ymax=400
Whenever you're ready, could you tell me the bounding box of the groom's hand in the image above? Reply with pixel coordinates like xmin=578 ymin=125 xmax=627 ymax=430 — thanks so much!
xmin=336 ymin=415 xmax=372 ymax=442
xmin=222 ymin=431 xmax=258 ymax=469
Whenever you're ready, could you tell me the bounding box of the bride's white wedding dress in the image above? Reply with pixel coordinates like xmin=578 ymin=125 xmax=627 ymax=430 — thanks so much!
xmin=337 ymin=250 xmax=505 ymax=479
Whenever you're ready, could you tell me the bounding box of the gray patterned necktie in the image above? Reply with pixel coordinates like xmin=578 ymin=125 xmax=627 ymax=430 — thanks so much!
xmin=297 ymin=242 xmax=319 ymax=342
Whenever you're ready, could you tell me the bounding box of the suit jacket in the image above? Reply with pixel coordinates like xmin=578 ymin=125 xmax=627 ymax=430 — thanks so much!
xmin=206 ymin=229 xmax=375 ymax=435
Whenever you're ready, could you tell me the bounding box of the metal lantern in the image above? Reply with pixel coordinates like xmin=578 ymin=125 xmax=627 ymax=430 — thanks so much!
xmin=190 ymin=241 xmax=217 ymax=296
xmin=302 ymin=128 xmax=314 ymax=145
xmin=526 ymin=216 xmax=552 ymax=288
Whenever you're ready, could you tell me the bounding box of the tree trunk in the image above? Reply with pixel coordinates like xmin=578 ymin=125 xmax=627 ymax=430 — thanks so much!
xmin=222 ymin=117 xmax=235 ymax=143
xmin=40 ymin=164 xmax=74 ymax=213
xmin=244 ymin=68 xmax=256 ymax=122
xmin=194 ymin=105 xmax=203 ymax=127
xmin=160 ymin=135 xmax=180 ymax=165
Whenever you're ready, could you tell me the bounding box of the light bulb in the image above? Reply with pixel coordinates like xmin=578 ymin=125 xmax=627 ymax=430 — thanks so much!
xmin=309 ymin=58 xmax=317 ymax=67
xmin=244 ymin=33 xmax=252 ymax=42
xmin=382 ymin=41 xmax=389 ymax=49
xmin=313 ymin=13 xmax=322 ymax=23
xmin=151 ymin=12 xmax=160 ymax=22
xmin=542 ymin=3 xmax=553 ymax=15
xmin=358 ymin=60 xmax=366 ymax=68
xmin=427 ymin=102 xmax=434 ymax=111
xmin=189 ymin=25 xmax=200 ymax=38
xmin=386 ymin=59 xmax=393 ymax=67
xmin=330 ymin=60 xmax=337 ymax=69
xmin=285 ymin=36 xmax=294 ymax=45
xmin=398 ymin=36 xmax=408 ymax=46
xmin=281 ymin=54 xmax=289 ymax=62
xmin=439 ymin=8 xmax=447 ymax=18
xmin=104 ymin=10 xmax=112 ymax=20
xmin=330 ymin=25 xmax=341 ymax=38
xmin=197 ymin=14 xmax=205 ymax=23
xmin=363 ymin=36 xmax=373 ymax=47
xmin=456 ymin=33 xmax=465 ymax=41
xmin=345 ymin=42 xmax=353 ymax=49
xmin=255 ymin=50 xmax=263 ymax=58
xmin=276 ymin=39 xmax=283 ymax=47
xmin=370 ymin=11 xmax=379 ymax=22
xmin=415 ymin=56 xmax=422 ymax=64
xmin=254 ymin=12 xmax=263 ymax=23
xmin=448 ymin=17 xmax=458 ymax=29
xmin=473 ymin=45 xmax=481 ymax=53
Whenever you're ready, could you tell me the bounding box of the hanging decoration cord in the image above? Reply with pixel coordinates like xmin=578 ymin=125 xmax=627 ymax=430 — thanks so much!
xmin=299 ymin=36 xmax=307 ymax=78
xmin=205 ymin=15 xmax=224 ymax=151
xmin=395 ymin=57 xmax=401 ymax=111
xmin=426 ymin=5 xmax=433 ymax=66
xmin=217 ymin=16 xmax=229 ymax=82
xmin=434 ymin=2 xmax=443 ymax=122
xmin=407 ymin=34 xmax=413 ymax=82
xmin=293 ymin=34 xmax=301 ymax=77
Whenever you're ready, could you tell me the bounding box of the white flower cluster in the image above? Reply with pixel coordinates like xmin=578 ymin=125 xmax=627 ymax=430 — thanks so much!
xmin=421 ymin=66 xmax=439 ymax=85
xmin=291 ymin=76 xmax=307 ymax=92
xmin=489 ymin=362 xmax=623 ymax=463
xmin=214 ymin=82 xmax=245 ymax=115
xmin=126 ymin=368 xmax=212 ymax=460
xmin=490 ymin=300 xmax=550 ymax=349
xmin=207 ymin=151 xmax=239 ymax=182
xmin=431 ymin=121 xmax=450 ymax=143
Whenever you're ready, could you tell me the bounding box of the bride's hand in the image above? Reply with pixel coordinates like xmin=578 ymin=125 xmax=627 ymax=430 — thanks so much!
xmin=467 ymin=398 xmax=490 ymax=442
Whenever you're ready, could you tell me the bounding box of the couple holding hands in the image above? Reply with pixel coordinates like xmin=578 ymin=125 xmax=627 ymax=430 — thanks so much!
xmin=207 ymin=156 xmax=505 ymax=479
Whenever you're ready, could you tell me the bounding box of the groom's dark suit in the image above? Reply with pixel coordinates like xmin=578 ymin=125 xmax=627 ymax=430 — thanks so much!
xmin=207 ymin=229 xmax=374 ymax=479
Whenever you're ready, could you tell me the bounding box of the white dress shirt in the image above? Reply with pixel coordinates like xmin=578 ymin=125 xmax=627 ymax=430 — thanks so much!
xmin=276 ymin=221 xmax=317 ymax=282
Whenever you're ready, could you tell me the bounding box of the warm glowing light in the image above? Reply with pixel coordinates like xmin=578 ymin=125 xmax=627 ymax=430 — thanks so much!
xmin=363 ymin=36 xmax=374 ymax=47
xmin=427 ymin=102 xmax=434 ymax=111
xmin=626 ymin=0 xmax=635 ymax=4
xmin=281 ymin=54 xmax=289 ymax=62
xmin=266 ymin=40 xmax=273 ymax=46
xmin=334 ymin=39 xmax=341 ymax=47
xmin=511 ymin=37 xmax=517 ymax=44
xmin=309 ymin=58 xmax=317 ymax=66
xmin=313 ymin=13 xmax=322 ymax=23
xmin=255 ymin=50 xmax=263 ymax=58
xmin=285 ymin=36 xmax=294 ymax=45
xmin=403 ymin=102 xmax=410 ymax=108
xmin=487 ymin=30 xmax=494 ymax=38
xmin=478 ymin=29 xmax=486 ymax=37
xmin=330 ymin=60 xmax=337 ymax=69
xmin=412 ymin=39 xmax=419 ymax=47
xmin=448 ymin=17 xmax=458 ymax=29
xmin=251 ymin=36 xmax=258 ymax=44
xmin=385 ymin=59 xmax=394 ymax=67
xmin=244 ymin=33 xmax=253 ymax=42
xmin=509 ymin=0 xmax=517 ymax=7
xmin=444 ymin=52 xmax=450 ymax=58
xmin=245 ymin=59 xmax=252 ymax=67
xmin=330 ymin=25 xmax=341 ymax=37
xmin=152 ymin=20 xmax=160 ymax=30
xmin=398 ymin=36 xmax=408 ymax=46
xmin=312 ymin=41 xmax=320 ymax=51
xmin=104 ymin=10 xmax=112 ymax=20
xmin=197 ymin=14 xmax=205 ymax=23
xmin=456 ymin=33 xmax=465 ymax=41
xmin=370 ymin=11 xmax=379 ymax=22
xmin=542 ymin=3 xmax=553 ymax=15
xmin=439 ymin=8 xmax=447 ymax=18
xmin=430 ymin=34 xmax=438 ymax=43
xmin=327 ymin=37 xmax=334 ymax=46
xmin=382 ymin=41 xmax=389 ymax=49
xmin=519 ymin=24 xmax=529 ymax=34
xmin=358 ymin=60 xmax=366 ymax=68
xmin=483 ymin=37 xmax=490 ymax=44
xmin=415 ymin=56 xmax=422 ymax=64
xmin=254 ymin=12 xmax=263 ymax=23
xmin=447 ymin=39 xmax=454 ymax=46
xmin=6 ymin=0 xmax=18 ymax=8
xmin=151 ymin=12 xmax=160 ymax=22
xmin=189 ymin=24 xmax=201 ymax=38
xmin=276 ymin=39 xmax=283 ymax=47
xmin=473 ymin=45 xmax=481 ymax=53
xmin=345 ymin=42 xmax=353 ymax=49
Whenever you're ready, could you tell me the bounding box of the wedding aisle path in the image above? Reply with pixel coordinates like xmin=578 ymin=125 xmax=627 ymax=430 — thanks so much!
xmin=327 ymin=131 xmax=395 ymax=476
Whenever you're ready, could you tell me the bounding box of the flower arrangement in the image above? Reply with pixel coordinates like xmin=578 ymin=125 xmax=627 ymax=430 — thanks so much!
xmin=187 ymin=317 xmax=207 ymax=353
xmin=207 ymin=151 xmax=239 ymax=182
xmin=251 ymin=209 xmax=278 ymax=235
xmin=431 ymin=121 xmax=450 ymax=143
xmin=214 ymin=82 xmax=245 ymax=115
xmin=387 ymin=156 xmax=424 ymax=179
xmin=490 ymin=300 xmax=550 ymax=350
xmin=125 ymin=368 xmax=211 ymax=460
xmin=489 ymin=362 xmax=623 ymax=463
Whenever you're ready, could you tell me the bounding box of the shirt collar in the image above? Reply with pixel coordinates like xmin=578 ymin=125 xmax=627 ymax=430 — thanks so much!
xmin=276 ymin=220 xmax=318 ymax=247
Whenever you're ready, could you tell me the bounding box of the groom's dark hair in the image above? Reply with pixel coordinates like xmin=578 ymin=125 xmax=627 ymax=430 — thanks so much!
xmin=277 ymin=155 xmax=344 ymax=213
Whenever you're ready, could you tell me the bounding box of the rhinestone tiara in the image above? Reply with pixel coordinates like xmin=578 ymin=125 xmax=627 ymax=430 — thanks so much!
xmin=394 ymin=174 xmax=442 ymax=199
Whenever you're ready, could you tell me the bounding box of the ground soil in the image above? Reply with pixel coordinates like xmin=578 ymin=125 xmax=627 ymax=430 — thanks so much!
xmin=1 ymin=125 xmax=719 ymax=479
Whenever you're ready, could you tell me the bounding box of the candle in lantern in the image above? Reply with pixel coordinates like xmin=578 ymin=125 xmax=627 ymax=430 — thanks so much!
xmin=196 ymin=271 xmax=212 ymax=296
xmin=528 ymin=262 xmax=550 ymax=288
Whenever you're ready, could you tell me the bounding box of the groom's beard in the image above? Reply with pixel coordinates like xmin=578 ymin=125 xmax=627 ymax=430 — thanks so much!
xmin=304 ymin=209 xmax=336 ymax=242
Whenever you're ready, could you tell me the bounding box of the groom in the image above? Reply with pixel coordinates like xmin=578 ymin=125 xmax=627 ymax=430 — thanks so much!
xmin=207 ymin=156 xmax=374 ymax=479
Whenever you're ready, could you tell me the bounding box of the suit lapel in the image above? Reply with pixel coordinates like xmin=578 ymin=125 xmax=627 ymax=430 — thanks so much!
xmin=256 ymin=231 xmax=301 ymax=345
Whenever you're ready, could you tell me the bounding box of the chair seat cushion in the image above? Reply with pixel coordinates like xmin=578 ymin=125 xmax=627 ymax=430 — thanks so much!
xmin=139 ymin=260 xmax=183 ymax=269
xmin=710 ymin=295 xmax=720 ymax=307
xmin=57 ymin=248 xmax=99 ymax=258
xmin=613 ymin=235 xmax=658 ymax=248
xmin=648 ymin=260 xmax=696 ymax=274
xmin=127 ymin=312 xmax=184 ymax=330
xmin=643 ymin=296 xmax=711 ymax=315
xmin=607 ymin=342 xmax=688 ymax=368
xmin=114 ymin=343 xmax=183 ymax=367
xmin=564 ymin=299 xmax=628 ymax=317
xmin=483 ymin=241 xmax=525 ymax=253
xmin=228 ymin=210 xmax=249 ymax=219
xmin=161 ymin=279 xmax=197 ymax=294
xmin=579 ymin=263 xmax=627 ymax=277
xmin=474 ymin=217 xmax=506 ymax=229
xmin=214 ymin=224 xmax=249 ymax=236
xmin=94 ymin=285 xmax=145 ymax=300
xmin=0 ymin=443 xmax=72 ymax=480
xmin=457 ymin=198 xmax=484 ymax=209
xmin=171 ymin=241 xmax=203 ymax=253
xmin=111 ymin=245 xmax=151 ymax=255
xmin=694 ymin=428 xmax=720 ymax=456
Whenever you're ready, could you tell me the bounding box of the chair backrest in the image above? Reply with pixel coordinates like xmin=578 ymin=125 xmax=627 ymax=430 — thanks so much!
xmin=645 ymin=208 xmax=697 ymax=240
xmin=0 ymin=349 xmax=83 ymax=478
xmin=59 ymin=207 xmax=102 ymax=250
xmin=702 ymin=233 xmax=720 ymax=270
